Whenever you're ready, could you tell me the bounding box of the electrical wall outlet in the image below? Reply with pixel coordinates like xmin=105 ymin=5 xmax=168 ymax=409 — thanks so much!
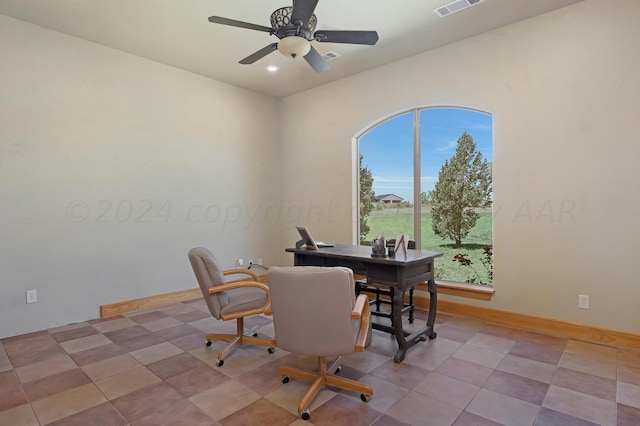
xmin=26 ymin=290 xmax=37 ymax=304
xmin=258 ymin=257 xmax=263 ymax=265
xmin=236 ymin=258 xmax=244 ymax=268
xmin=578 ymin=294 xmax=589 ymax=309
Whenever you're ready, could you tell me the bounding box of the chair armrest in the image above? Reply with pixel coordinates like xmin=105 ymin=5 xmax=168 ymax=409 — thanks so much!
xmin=352 ymin=294 xmax=371 ymax=352
xmin=223 ymin=268 xmax=261 ymax=282
xmin=208 ymin=280 xmax=269 ymax=295
xmin=351 ymin=294 xmax=369 ymax=320
xmin=209 ymin=280 xmax=271 ymax=320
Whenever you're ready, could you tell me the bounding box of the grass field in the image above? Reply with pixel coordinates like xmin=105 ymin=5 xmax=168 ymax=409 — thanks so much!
xmin=363 ymin=207 xmax=493 ymax=285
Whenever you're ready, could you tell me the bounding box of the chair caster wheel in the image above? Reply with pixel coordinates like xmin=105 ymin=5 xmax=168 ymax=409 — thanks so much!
xmin=205 ymin=340 xmax=212 ymax=347
xmin=361 ymin=394 xmax=371 ymax=402
xmin=428 ymin=332 xmax=437 ymax=340
xmin=335 ymin=366 xmax=341 ymax=373
xmin=216 ymin=359 xmax=224 ymax=367
xmin=268 ymin=347 xmax=275 ymax=354
xmin=281 ymin=376 xmax=289 ymax=384
xmin=253 ymin=333 xmax=258 ymax=337
xmin=301 ymin=410 xmax=310 ymax=420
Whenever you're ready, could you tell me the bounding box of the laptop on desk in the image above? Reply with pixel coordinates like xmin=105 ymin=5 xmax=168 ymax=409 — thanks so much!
xmin=295 ymin=226 xmax=335 ymax=249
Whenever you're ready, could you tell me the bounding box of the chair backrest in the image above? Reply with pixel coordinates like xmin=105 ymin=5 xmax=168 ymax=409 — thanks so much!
xmin=188 ymin=247 xmax=228 ymax=320
xmin=268 ymin=266 xmax=357 ymax=357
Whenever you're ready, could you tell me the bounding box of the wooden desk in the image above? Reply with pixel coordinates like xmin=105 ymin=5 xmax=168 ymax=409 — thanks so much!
xmin=285 ymin=244 xmax=442 ymax=362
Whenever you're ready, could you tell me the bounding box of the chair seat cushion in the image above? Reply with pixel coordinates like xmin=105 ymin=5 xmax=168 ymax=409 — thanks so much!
xmin=219 ymin=287 xmax=268 ymax=316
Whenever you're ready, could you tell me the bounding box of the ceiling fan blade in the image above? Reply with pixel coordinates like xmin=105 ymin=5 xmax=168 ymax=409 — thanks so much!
xmin=314 ymin=30 xmax=379 ymax=45
xmin=304 ymin=45 xmax=329 ymax=73
xmin=291 ymin=0 xmax=319 ymax=27
xmin=239 ymin=43 xmax=278 ymax=64
xmin=208 ymin=16 xmax=273 ymax=34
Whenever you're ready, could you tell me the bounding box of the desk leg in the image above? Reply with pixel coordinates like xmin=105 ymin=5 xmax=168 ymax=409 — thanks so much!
xmin=391 ymin=280 xmax=438 ymax=363
xmin=426 ymin=279 xmax=437 ymax=340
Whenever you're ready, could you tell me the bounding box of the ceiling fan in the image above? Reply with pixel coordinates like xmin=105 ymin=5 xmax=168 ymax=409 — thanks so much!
xmin=208 ymin=0 xmax=379 ymax=73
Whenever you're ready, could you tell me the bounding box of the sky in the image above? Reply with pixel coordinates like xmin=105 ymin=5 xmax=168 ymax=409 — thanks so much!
xmin=359 ymin=107 xmax=492 ymax=203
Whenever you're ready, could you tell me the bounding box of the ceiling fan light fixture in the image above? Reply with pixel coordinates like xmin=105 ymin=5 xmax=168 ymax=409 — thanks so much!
xmin=277 ymin=36 xmax=310 ymax=59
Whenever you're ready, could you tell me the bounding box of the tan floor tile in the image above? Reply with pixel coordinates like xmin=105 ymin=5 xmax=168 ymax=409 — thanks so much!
xmin=265 ymin=378 xmax=336 ymax=417
xmin=95 ymin=365 xmax=161 ymax=400
xmin=0 ymin=403 xmax=39 ymax=426
xmin=31 ymin=383 xmax=106 ymax=425
xmin=466 ymin=388 xmax=539 ymax=426
xmin=354 ymin=374 xmax=410 ymax=413
xmin=22 ymin=368 xmax=92 ymax=401
xmin=91 ymin=317 xmax=138 ymax=333
xmin=82 ymin=354 xmax=141 ymax=382
xmin=618 ymin=381 xmax=640 ymax=409
xmin=436 ymin=357 xmax=494 ymax=387
xmin=467 ymin=333 xmax=516 ymax=353
xmin=15 ymin=354 xmax=77 ymax=384
xmin=403 ymin=345 xmax=450 ymax=371
xmin=386 ymin=390 xmax=461 ymax=425
xmin=414 ymin=372 xmax=479 ymax=409
xmin=618 ymin=363 xmax=640 ymax=386
xmin=111 ymin=382 xmax=184 ymax=423
xmin=442 ymin=316 xmax=486 ymax=331
xmin=60 ymin=334 xmax=112 ymax=354
xmin=542 ymin=385 xmax=616 ymax=426
xmin=340 ymin=349 xmax=390 ymax=373
xmin=139 ymin=317 xmax=183 ymax=332
xmin=618 ymin=349 xmax=640 ymax=367
xmin=218 ymin=397 xmax=297 ymax=425
xmin=559 ymin=352 xmax=617 ymax=380
xmin=190 ymin=379 xmax=261 ymax=421
xmin=564 ymin=340 xmax=618 ymax=362
xmin=47 ymin=322 xmax=90 ymax=334
xmin=0 ymin=344 xmax=12 ymax=373
xmin=46 ymin=402 xmax=127 ymax=426
xmin=130 ymin=398 xmax=215 ymax=426
xmin=129 ymin=341 xmax=183 ymax=365
xmin=452 ymin=343 xmax=506 ymax=369
xmin=497 ymin=354 xmax=556 ymax=384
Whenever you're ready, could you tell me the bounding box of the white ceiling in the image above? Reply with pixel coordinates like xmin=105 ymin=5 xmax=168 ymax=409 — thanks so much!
xmin=0 ymin=0 xmax=583 ymax=98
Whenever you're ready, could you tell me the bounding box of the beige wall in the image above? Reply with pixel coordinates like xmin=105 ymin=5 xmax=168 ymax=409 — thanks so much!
xmin=0 ymin=15 xmax=281 ymax=337
xmin=2 ymin=0 xmax=638 ymax=339
xmin=278 ymin=0 xmax=640 ymax=333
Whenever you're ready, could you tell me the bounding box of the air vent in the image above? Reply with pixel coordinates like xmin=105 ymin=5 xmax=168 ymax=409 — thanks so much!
xmin=321 ymin=51 xmax=340 ymax=62
xmin=434 ymin=0 xmax=484 ymax=17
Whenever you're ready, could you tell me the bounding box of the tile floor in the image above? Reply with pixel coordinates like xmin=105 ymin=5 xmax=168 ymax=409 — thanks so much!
xmin=1 ymin=299 xmax=640 ymax=425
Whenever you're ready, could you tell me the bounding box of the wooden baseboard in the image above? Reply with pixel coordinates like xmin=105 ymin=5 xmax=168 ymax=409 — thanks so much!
xmin=100 ymin=288 xmax=201 ymax=318
xmin=100 ymin=284 xmax=640 ymax=352
xmin=413 ymin=294 xmax=640 ymax=352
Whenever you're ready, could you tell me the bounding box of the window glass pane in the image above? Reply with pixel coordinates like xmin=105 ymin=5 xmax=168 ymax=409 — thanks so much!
xmin=359 ymin=112 xmax=414 ymax=245
xmin=357 ymin=107 xmax=493 ymax=286
xmin=420 ymin=108 xmax=493 ymax=285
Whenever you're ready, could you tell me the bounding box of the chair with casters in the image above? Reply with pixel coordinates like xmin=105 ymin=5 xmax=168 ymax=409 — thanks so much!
xmin=355 ymin=239 xmax=417 ymax=323
xmin=268 ymin=266 xmax=373 ymax=421
xmin=187 ymin=247 xmax=276 ymax=366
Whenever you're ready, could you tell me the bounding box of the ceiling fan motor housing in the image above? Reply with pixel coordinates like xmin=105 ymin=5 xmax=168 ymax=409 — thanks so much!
xmin=270 ymin=7 xmax=317 ymax=39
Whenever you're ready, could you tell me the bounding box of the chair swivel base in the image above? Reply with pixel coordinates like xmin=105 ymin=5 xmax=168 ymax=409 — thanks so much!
xmin=278 ymin=356 xmax=373 ymax=420
xmin=205 ymin=322 xmax=276 ymax=366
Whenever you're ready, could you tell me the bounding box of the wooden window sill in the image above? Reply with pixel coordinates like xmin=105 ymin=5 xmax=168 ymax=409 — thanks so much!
xmin=414 ymin=280 xmax=494 ymax=300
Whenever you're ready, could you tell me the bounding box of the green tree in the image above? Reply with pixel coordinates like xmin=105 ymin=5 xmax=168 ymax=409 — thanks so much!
xmin=429 ymin=131 xmax=492 ymax=247
xmin=359 ymin=154 xmax=375 ymax=241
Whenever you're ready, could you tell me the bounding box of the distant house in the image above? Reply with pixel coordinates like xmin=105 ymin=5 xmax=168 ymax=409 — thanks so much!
xmin=374 ymin=194 xmax=404 ymax=204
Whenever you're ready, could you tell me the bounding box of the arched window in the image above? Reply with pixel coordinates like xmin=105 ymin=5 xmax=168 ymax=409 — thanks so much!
xmin=358 ymin=107 xmax=493 ymax=285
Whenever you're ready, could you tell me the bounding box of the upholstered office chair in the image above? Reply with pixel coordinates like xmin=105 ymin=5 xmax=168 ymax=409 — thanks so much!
xmin=188 ymin=247 xmax=276 ymax=366
xmin=268 ymin=266 xmax=373 ymax=421
xmin=355 ymin=239 xmax=417 ymax=323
